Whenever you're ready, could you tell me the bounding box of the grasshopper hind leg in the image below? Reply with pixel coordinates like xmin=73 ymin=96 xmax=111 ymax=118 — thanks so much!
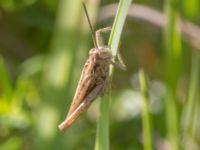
xmin=58 ymin=81 xmax=106 ymax=131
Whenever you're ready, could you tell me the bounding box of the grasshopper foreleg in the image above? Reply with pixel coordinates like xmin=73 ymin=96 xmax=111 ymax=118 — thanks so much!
xmin=96 ymin=27 xmax=112 ymax=48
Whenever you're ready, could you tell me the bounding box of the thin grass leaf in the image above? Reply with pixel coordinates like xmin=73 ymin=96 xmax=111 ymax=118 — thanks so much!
xmin=0 ymin=56 xmax=12 ymax=100
xmin=183 ymin=52 xmax=200 ymax=136
xmin=95 ymin=0 xmax=132 ymax=150
xmin=139 ymin=69 xmax=152 ymax=150
xmin=164 ymin=0 xmax=181 ymax=149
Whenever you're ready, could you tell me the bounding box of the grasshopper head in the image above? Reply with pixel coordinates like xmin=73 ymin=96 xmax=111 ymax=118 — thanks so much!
xmin=89 ymin=47 xmax=112 ymax=60
xmin=98 ymin=47 xmax=112 ymax=60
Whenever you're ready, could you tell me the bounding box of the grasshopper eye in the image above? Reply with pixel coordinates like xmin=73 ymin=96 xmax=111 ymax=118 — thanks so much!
xmin=89 ymin=48 xmax=98 ymax=55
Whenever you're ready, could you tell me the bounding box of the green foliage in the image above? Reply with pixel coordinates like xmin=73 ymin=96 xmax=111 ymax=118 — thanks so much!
xmin=139 ymin=69 xmax=152 ymax=150
xmin=95 ymin=1 xmax=132 ymax=150
xmin=0 ymin=0 xmax=37 ymax=11
xmin=0 ymin=0 xmax=200 ymax=150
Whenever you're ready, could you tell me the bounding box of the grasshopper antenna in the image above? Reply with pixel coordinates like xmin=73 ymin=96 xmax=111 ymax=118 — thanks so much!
xmin=82 ymin=1 xmax=98 ymax=48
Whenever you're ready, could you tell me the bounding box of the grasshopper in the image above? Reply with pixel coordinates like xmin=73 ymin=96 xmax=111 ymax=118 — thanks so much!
xmin=58 ymin=2 xmax=126 ymax=131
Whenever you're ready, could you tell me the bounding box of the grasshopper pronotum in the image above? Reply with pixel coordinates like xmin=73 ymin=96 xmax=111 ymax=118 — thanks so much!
xmin=58 ymin=2 xmax=126 ymax=131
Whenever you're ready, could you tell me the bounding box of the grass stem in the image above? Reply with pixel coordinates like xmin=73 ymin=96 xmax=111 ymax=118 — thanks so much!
xmin=95 ymin=0 xmax=132 ymax=150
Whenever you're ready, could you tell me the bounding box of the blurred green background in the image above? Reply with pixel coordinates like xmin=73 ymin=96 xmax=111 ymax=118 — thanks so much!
xmin=0 ymin=0 xmax=200 ymax=150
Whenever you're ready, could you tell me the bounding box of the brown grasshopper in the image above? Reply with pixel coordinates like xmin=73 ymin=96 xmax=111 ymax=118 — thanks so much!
xmin=58 ymin=2 xmax=126 ymax=131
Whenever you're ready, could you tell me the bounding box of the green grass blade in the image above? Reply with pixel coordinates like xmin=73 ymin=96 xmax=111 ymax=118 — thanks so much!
xmin=108 ymin=0 xmax=132 ymax=56
xmin=95 ymin=0 xmax=132 ymax=150
xmin=139 ymin=69 xmax=152 ymax=150
xmin=164 ymin=0 xmax=181 ymax=149
xmin=182 ymin=0 xmax=200 ymax=147
xmin=183 ymin=52 xmax=200 ymax=135
xmin=0 ymin=56 xmax=12 ymax=100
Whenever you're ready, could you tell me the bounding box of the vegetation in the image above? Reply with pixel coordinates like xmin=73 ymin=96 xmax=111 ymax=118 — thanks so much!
xmin=0 ymin=0 xmax=200 ymax=150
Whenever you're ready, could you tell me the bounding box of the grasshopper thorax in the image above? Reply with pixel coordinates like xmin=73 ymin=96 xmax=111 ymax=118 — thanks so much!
xmin=89 ymin=47 xmax=112 ymax=61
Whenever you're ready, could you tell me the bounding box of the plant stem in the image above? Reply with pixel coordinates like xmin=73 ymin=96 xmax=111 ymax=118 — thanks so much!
xmin=0 ymin=56 xmax=12 ymax=100
xmin=164 ymin=0 xmax=181 ymax=149
xmin=139 ymin=69 xmax=152 ymax=150
xmin=95 ymin=0 xmax=132 ymax=150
